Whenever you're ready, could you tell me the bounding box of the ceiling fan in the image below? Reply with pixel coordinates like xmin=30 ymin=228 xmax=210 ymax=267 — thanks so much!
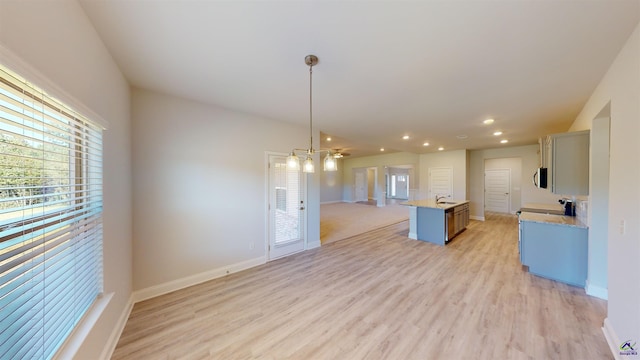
xmin=332 ymin=149 xmax=351 ymax=158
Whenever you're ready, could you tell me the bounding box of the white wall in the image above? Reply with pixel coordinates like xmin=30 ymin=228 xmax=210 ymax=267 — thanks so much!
xmin=342 ymin=152 xmax=420 ymax=202
xmin=0 ymin=1 xmax=132 ymax=358
xmin=469 ymin=145 xmax=560 ymax=219
xmin=569 ymin=22 xmax=640 ymax=350
xmin=131 ymin=89 xmax=320 ymax=294
xmin=419 ymin=149 xmax=467 ymax=201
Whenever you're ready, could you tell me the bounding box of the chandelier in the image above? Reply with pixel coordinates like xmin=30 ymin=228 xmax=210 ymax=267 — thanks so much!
xmin=286 ymin=55 xmax=337 ymax=173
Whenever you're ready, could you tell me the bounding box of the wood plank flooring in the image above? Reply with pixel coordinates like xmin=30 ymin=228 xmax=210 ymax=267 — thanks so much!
xmin=112 ymin=213 xmax=610 ymax=359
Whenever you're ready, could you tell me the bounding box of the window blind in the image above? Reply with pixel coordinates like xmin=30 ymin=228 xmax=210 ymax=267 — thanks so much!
xmin=0 ymin=66 xmax=103 ymax=359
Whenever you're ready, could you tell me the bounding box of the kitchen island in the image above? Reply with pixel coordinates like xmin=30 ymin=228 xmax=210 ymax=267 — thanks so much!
xmin=402 ymin=199 xmax=470 ymax=245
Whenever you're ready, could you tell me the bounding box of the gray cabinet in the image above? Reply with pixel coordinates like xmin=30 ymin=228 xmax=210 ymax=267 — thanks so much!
xmin=416 ymin=203 xmax=469 ymax=245
xmin=520 ymin=220 xmax=587 ymax=287
xmin=549 ymin=130 xmax=590 ymax=195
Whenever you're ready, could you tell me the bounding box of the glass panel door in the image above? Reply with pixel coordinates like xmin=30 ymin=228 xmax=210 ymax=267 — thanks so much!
xmin=269 ymin=154 xmax=305 ymax=259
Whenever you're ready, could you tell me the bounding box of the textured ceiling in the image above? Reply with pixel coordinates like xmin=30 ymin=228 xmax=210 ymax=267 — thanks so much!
xmin=80 ymin=0 xmax=640 ymax=157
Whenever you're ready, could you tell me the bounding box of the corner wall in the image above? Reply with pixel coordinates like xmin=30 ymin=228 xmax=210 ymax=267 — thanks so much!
xmin=0 ymin=1 xmax=133 ymax=358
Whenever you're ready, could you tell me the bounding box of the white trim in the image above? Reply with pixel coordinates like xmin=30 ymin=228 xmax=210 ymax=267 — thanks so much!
xmin=53 ymin=293 xmax=114 ymax=360
xmin=602 ymin=317 xmax=624 ymax=360
xmin=307 ymin=240 xmax=321 ymax=249
xmin=99 ymin=295 xmax=134 ymax=360
xmin=470 ymin=215 xmax=485 ymax=221
xmin=0 ymin=43 xmax=109 ymax=129
xmin=132 ymin=256 xmax=266 ymax=303
xmin=586 ymin=280 xmax=608 ymax=300
xmin=320 ymin=200 xmax=344 ymax=204
xmin=408 ymin=231 xmax=418 ymax=240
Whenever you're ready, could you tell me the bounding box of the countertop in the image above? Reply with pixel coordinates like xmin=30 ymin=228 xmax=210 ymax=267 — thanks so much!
xmin=402 ymin=199 xmax=470 ymax=210
xmin=520 ymin=202 xmax=564 ymax=215
xmin=519 ymin=211 xmax=587 ymax=229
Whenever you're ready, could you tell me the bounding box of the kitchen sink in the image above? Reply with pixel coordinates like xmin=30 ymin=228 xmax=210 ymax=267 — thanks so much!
xmin=438 ymin=201 xmax=457 ymax=205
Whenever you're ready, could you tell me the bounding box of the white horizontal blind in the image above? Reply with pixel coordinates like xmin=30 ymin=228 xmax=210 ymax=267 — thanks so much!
xmin=0 ymin=66 xmax=103 ymax=359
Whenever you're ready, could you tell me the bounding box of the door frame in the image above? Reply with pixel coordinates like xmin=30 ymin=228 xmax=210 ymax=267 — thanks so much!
xmin=265 ymin=152 xmax=307 ymax=261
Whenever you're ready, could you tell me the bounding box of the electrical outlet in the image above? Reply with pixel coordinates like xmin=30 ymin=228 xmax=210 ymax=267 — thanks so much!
xmin=619 ymin=220 xmax=625 ymax=235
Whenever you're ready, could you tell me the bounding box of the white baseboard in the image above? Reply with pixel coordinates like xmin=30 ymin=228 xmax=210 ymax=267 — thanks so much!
xmin=308 ymin=240 xmax=321 ymax=249
xmin=602 ymin=318 xmax=624 ymax=360
xmin=586 ymin=280 xmax=608 ymax=300
xmin=408 ymin=232 xmax=417 ymax=240
xmin=320 ymin=200 xmax=344 ymax=204
xmin=470 ymin=215 xmax=485 ymax=221
xmin=99 ymin=294 xmax=134 ymax=360
xmin=132 ymin=256 xmax=266 ymax=303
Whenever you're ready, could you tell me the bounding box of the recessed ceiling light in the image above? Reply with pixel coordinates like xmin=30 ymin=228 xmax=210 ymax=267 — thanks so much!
xmin=423 ymin=142 xmax=430 ymax=146
xmin=438 ymin=147 xmax=444 ymax=151
xmin=456 ymin=134 xmax=468 ymax=140
xmin=493 ymin=131 xmax=503 ymax=136
xmin=380 ymin=148 xmax=385 ymax=152
xmin=326 ymin=137 xmax=332 ymax=141
xmin=483 ymin=119 xmax=494 ymax=125
xmin=500 ymin=139 xmax=509 ymax=144
xmin=402 ymin=135 xmax=410 ymax=140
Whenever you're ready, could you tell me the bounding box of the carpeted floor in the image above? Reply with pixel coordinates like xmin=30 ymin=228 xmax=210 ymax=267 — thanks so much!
xmin=320 ymin=201 xmax=410 ymax=244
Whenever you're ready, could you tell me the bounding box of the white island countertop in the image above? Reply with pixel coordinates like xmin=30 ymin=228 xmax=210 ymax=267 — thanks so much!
xmin=402 ymin=199 xmax=469 ymax=211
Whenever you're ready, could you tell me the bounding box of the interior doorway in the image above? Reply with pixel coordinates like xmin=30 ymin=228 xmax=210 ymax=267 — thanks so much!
xmin=354 ymin=167 xmax=378 ymax=205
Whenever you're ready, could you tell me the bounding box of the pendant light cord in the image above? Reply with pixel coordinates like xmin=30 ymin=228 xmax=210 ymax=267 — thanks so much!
xmin=309 ymin=64 xmax=313 ymax=152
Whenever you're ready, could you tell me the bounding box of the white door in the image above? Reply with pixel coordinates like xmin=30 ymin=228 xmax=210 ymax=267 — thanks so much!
xmin=394 ymin=174 xmax=409 ymax=199
xmin=428 ymin=167 xmax=453 ymax=199
xmin=354 ymin=170 xmax=367 ymax=202
xmin=485 ymin=169 xmax=510 ymax=213
xmin=268 ymin=154 xmax=305 ymax=260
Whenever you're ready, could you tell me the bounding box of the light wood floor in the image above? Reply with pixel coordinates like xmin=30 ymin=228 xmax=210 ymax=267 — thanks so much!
xmin=112 ymin=213 xmax=610 ymax=359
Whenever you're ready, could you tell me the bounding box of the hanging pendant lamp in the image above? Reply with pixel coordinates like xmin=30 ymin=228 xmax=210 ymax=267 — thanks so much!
xmin=287 ymin=55 xmax=337 ymax=173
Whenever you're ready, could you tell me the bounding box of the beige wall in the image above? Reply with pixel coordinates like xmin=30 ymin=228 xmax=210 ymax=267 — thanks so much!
xmin=0 ymin=1 xmax=133 ymax=358
xmin=131 ymin=89 xmax=320 ymax=294
xmin=320 ymin=159 xmax=344 ymax=203
xmin=569 ymin=22 xmax=640 ymax=348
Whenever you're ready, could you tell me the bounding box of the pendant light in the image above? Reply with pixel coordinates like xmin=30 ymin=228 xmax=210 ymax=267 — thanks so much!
xmin=287 ymin=55 xmax=337 ymax=173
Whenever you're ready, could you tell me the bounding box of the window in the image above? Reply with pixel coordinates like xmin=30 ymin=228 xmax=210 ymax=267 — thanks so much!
xmin=0 ymin=66 xmax=103 ymax=359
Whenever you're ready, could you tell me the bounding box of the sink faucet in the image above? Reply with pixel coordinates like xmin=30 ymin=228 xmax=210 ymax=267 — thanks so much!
xmin=436 ymin=194 xmax=446 ymax=203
